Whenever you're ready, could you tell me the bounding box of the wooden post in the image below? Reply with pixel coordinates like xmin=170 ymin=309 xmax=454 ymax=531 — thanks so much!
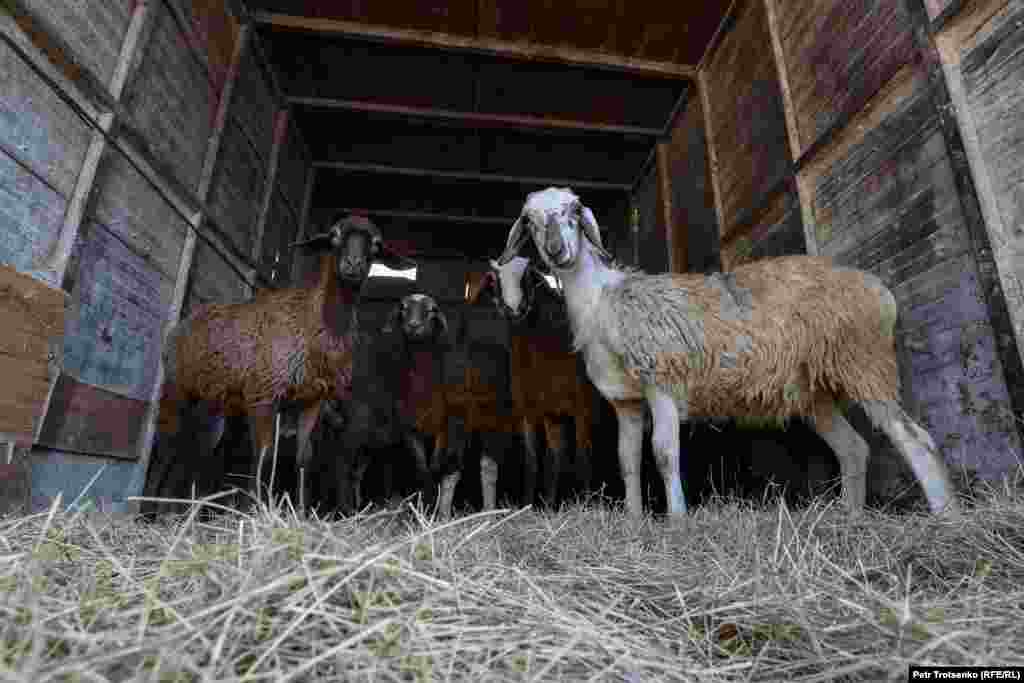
xmin=130 ymin=24 xmax=252 ymax=508
xmin=39 ymin=1 xmax=156 ymax=286
xmin=250 ymin=108 xmax=291 ymax=290
xmin=763 ymin=0 xmax=819 ymax=256
xmin=655 ymin=141 xmax=682 ymax=272
xmin=697 ymin=70 xmax=727 ymax=246
xmin=290 ymin=165 xmax=317 ymax=284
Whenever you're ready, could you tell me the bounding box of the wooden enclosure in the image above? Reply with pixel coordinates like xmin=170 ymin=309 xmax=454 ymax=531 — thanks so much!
xmin=1 ymin=0 xmax=1022 ymax=513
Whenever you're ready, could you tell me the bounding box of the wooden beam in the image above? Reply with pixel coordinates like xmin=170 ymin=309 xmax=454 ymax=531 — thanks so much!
xmin=290 ymin=165 xmax=317 ymax=284
xmin=655 ymin=142 xmax=681 ymax=272
xmin=132 ymin=23 xmax=252 ymax=506
xmin=697 ymin=69 xmax=727 ymax=240
xmin=327 ymin=208 xmax=514 ymax=225
xmin=251 ymin=108 xmax=291 ymax=276
xmin=288 ymin=96 xmax=665 ymax=137
xmin=313 ymin=161 xmax=634 ymax=191
xmin=250 ymin=11 xmax=696 ymax=80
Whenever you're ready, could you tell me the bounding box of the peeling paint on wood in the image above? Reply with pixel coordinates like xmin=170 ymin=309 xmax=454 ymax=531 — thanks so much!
xmin=61 ymin=219 xmax=171 ymax=400
xmin=121 ymin=2 xmax=216 ymax=195
xmin=21 ymin=0 xmax=130 ymax=88
xmin=0 ymin=150 xmax=67 ymax=273
xmin=803 ymin=58 xmax=1022 ymax=479
xmin=0 ymin=38 xmax=91 ymax=199
xmin=774 ymin=0 xmax=918 ymax=157
xmin=0 ymin=262 xmax=66 ymax=444
xmin=36 ymin=373 xmax=149 ymax=459
xmin=702 ymin=0 xmax=792 ymax=237
xmin=30 ymin=448 xmax=140 ymax=512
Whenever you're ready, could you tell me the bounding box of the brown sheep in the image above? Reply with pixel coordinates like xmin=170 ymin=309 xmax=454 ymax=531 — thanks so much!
xmin=151 ymin=215 xmax=414 ymax=513
xmin=470 ymin=259 xmax=601 ymax=508
xmin=498 ymin=187 xmax=960 ymax=519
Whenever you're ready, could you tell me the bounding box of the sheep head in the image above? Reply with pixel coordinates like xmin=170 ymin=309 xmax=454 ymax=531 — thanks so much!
xmin=386 ymin=293 xmax=449 ymax=344
xmin=291 ymin=214 xmax=416 ymax=287
xmin=483 ymin=256 xmax=529 ymax=318
xmin=497 ymin=187 xmax=611 ymax=270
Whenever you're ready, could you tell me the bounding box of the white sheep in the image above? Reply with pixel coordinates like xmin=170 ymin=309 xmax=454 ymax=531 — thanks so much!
xmin=497 ymin=187 xmax=960 ymax=518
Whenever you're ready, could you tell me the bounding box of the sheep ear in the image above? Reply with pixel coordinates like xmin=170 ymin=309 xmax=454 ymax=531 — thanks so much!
xmin=497 ymin=217 xmax=528 ymax=265
xmin=580 ymin=205 xmax=613 ymax=262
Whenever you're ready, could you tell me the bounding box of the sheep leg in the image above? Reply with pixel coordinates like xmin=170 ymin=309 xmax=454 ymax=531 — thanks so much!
xmin=858 ymin=400 xmax=960 ymax=516
xmin=437 ymin=416 xmax=467 ymax=520
xmin=574 ymin=414 xmax=593 ymax=494
xmin=247 ymin=408 xmax=277 ymax=507
xmin=541 ymin=417 xmax=567 ymax=508
xmin=294 ymin=400 xmax=324 ymax=514
xmin=480 ymin=449 xmax=499 ymax=511
xmin=405 ymin=432 xmax=432 ymax=504
xmin=352 ymin=456 xmax=370 ymax=511
xmin=521 ymin=416 xmax=540 ymax=506
xmin=612 ymin=400 xmax=646 ymax=517
xmin=645 ymin=388 xmax=687 ymax=516
xmin=809 ymin=401 xmax=868 ymax=512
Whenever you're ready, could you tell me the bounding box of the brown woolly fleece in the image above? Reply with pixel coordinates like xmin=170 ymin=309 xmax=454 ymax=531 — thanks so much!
xmin=589 ymin=255 xmax=900 ymax=422
xmin=158 ymin=252 xmax=357 ymax=431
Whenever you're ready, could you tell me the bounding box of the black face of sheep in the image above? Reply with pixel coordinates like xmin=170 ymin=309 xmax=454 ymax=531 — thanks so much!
xmin=292 ymin=215 xmax=413 ymax=287
xmin=388 ymin=294 xmax=448 ymax=344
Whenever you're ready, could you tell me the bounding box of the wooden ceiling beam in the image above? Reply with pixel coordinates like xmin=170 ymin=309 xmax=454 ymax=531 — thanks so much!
xmin=251 ymin=11 xmax=696 ymax=80
xmin=326 ymin=208 xmax=514 ymax=225
xmin=312 ymin=161 xmax=634 ymax=191
xmin=289 ymin=96 xmax=664 ymax=137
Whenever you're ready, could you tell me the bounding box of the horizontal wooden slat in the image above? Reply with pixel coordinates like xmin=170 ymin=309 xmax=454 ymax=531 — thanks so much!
xmin=36 ymin=373 xmax=149 ymax=460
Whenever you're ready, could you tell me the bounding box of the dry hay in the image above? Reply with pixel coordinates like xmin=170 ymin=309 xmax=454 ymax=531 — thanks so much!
xmin=0 ymin=477 xmax=1022 ymax=682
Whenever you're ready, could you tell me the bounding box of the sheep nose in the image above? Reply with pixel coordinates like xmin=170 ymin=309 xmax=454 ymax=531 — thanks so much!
xmin=545 ymin=220 xmax=565 ymax=258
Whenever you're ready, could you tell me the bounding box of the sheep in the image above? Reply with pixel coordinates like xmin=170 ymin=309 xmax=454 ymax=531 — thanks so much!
xmin=430 ymin=308 xmax=522 ymax=518
xmin=327 ymin=293 xmax=452 ymax=514
xmin=470 ymin=257 xmax=600 ymax=508
xmin=497 ymin=187 xmax=960 ymax=518
xmin=153 ymin=214 xmax=414 ymax=514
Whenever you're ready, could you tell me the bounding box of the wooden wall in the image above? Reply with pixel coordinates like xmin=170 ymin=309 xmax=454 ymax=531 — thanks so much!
xmin=750 ymin=0 xmax=1024 ymax=484
xmin=0 ymin=0 xmax=312 ymax=513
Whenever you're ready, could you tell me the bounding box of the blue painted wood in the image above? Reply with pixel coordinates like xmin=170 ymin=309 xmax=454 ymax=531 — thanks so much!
xmin=0 ymin=150 xmax=67 ymax=273
xmin=30 ymin=448 xmax=142 ymax=513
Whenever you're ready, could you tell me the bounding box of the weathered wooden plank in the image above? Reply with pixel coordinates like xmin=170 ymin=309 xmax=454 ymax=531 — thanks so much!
xmin=720 ymin=189 xmax=805 ymax=270
xmin=231 ymin=45 xmax=277 ymax=166
xmin=88 ymin=147 xmax=189 ymax=284
xmin=61 ymin=219 xmax=172 ymax=401
xmin=0 ymin=263 xmax=66 ymax=444
xmin=36 ymin=374 xmax=149 ymax=460
xmin=252 ymin=110 xmax=289 ymax=271
xmin=185 ymin=238 xmax=250 ymax=315
xmin=702 ymin=0 xmax=791 ymax=235
xmin=774 ymin=0 xmax=919 ymax=157
xmin=121 ymin=2 xmax=217 ymax=195
xmin=207 ymin=119 xmax=267 ymax=257
xmin=0 ymin=39 xmax=92 ymax=199
xmin=21 ymin=0 xmax=131 ymax=89
xmin=655 ymin=142 xmax=677 ymax=272
xmin=29 ymin=448 xmax=141 ymax=512
xmin=633 ymin=165 xmax=669 ymax=274
xmin=275 ymin=114 xmax=309 ymax=217
xmin=258 ymin=193 xmax=297 ymax=288
xmin=664 ymin=95 xmax=719 ymax=273
xmin=163 ymin=0 xmax=239 ymax=95
xmin=960 ymin=0 xmax=1024 ymax=262
xmin=0 ymin=151 xmax=68 ymax=274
